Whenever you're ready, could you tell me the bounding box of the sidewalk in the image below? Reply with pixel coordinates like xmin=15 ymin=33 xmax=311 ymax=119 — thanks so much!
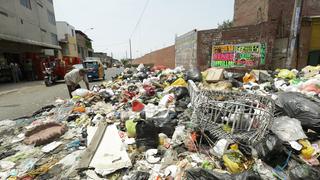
xmin=0 ymin=81 xmax=43 ymax=95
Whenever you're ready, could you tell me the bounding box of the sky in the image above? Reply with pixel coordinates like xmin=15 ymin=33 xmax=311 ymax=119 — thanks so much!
xmin=53 ymin=0 xmax=234 ymax=59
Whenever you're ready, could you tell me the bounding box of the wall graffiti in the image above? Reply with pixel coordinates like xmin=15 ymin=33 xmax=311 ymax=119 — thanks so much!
xmin=211 ymin=43 xmax=266 ymax=68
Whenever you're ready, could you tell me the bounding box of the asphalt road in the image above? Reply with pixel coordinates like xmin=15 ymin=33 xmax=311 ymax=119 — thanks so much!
xmin=0 ymin=67 xmax=123 ymax=120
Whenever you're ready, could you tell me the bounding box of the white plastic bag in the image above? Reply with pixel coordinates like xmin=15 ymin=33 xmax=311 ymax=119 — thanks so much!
xmin=271 ymin=116 xmax=307 ymax=142
xmin=71 ymin=88 xmax=90 ymax=97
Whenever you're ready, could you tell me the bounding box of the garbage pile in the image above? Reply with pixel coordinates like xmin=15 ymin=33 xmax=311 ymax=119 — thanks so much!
xmin=1 ymin=64 xmax=320 ymax=180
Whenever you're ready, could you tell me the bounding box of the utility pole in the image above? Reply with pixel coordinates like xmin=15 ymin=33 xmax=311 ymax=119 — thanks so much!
xmin=129 ymin=39 xmax=132 ymax=60
xmin=286 ymin=0 xmax=303 ymax=68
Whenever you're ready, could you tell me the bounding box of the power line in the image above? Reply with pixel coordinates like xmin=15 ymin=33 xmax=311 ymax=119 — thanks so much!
xmin=130 ymin=0 xmax=151 ymax=39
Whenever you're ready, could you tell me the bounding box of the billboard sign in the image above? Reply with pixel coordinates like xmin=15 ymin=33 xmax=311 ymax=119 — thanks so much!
xmin=211 ymin=43 xmax=266 ymax=68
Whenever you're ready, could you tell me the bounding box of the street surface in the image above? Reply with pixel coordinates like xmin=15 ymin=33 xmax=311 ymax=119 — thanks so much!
xmin=0 ymin=67 xmax=123 ymax=120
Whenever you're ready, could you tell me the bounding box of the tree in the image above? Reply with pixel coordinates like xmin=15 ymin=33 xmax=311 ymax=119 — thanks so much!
xmin=217 ymin=20 xmax=233 ymax=29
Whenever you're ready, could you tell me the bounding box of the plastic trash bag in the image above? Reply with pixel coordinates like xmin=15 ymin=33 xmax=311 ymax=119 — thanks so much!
xmin=130 ymin=171 xmax=150 ymax=180
xmin=170 ymin=78 xmax=188 ymax=87
xmin=186 ymin=68 xmax=202 ymax=82
xmin=125 ymin=120 xmax=137 ymax=138
xmin=252 ymin=135 xmax=283 ymax=159
xmin=289 ymin=164 xmax=320 ymax=180
xmin=171 ymin=87 xmax=189 ymax=100
xmin=276 ymin=92 xmax=320 ymax=131
xmin=271 ymin=116 xmax=307 ymax=142
xmin=243 ymin=73 xmax=256 ymax=84
xmin=135 ymin=120 xmax=159 ymax=150
xmin=132 ymin=100 xmax=145 ymax=112
xmin=71 ymin=88 xmax=90 ymax=97
xmin=276 ymin=69 xmax=296 ymax=79
xmin=184 ymin=168 xmax=261 ymax=180
xmin=299 ymin=79 xmax=320 ymax=95
xmin=149 ymin=110 xmax=178 ymax=137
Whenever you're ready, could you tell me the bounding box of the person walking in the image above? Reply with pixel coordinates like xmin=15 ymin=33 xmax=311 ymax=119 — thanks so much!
xmin=10 ymin=63 xmax=18 ymax=83
xmin=64 ymin=68 xmax=90 ymax=98
xmin=15 ymin=63 xmax=21 ymax=82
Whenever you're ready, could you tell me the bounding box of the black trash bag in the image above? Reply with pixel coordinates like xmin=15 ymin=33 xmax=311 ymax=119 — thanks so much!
xmin=233 ymin=171 xmax=262 ymax=180
xmin=135 ymin=120 xmax=159 ymax=150
xmin=99 ymin=91 xmax=113 ymax=102
xmin=171 ymin=87 xmax=189 ymax=101
xmin=32 ymin=105 xmax=55 ymax=116
xmin=229 ymin=78 xmax=243 ymax=88
xmin=175 ymin=96 xmax=191 ymax=113
xmin=185 ymin=168 xmax=261 ymax=180
xmin=258 ymin=72 xmax=274 ymax=83
xmin=186 ymin=68 xmax=202 ymax=82
xmin=252 ymin=134 xmax=284 ymax=160
xmin=184 ymin=168 xmax=231 ymax=180
xmin=289 ymin=164 xmax=320 ymax=180
xmin=276 ymin=92 xmax=320 ymax=131
xmin=66 ymin=114 xmax=79 ymax=122
xmin=150 ymin=110 xmax=178 ymax=137
xmin=131 ymin=171 xmax=150 ymax=180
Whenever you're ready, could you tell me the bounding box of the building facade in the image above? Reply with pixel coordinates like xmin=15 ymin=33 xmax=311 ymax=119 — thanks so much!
xmin=76 ymin=30 xmax=93 ymax=61
xmin=176 ymin=0 xmax=320 ymax=71
xmin=56 ymin=21 xmax=80 ymax=73
xmin=92 ymin=52 xmax=114 ymax=67
xmin=0 ymin=0 xmax=60 ymax=82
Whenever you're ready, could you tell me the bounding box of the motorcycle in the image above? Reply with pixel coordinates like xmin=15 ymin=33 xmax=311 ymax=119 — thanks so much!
xmin=43 ymin=63 xmax=57 ymax=87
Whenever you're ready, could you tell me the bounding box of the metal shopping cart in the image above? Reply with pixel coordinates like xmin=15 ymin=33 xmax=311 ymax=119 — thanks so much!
xmin=188 ymin=80 xmax=275 ymax=145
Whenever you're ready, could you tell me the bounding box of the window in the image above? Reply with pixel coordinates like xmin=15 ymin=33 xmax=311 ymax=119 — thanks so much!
xmin=20 ymin=0 xmax=31 ymax=10
xmin=47 ymin=10 xmax=56 ymax=25
xmin=47 ymin=0 xmax=53 ymax=4
xmin=71 ymin=29 xmax=75 ymax=37
xmin=51 ymin=33 xmax=58 ymax=45
xmin=40 ymin=28 xmax=47 ymax=33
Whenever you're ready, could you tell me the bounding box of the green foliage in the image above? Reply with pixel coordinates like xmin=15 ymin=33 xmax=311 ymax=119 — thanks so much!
xmin=217 ymin=20 xmax=233 ymax=29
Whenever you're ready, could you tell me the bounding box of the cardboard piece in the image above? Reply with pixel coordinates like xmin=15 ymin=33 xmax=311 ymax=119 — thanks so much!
xmin=206 ymin=68 xmax=225 ymax=83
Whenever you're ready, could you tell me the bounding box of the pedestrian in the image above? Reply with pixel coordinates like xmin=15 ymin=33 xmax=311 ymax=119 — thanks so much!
xmin=15 ymin=63 xmax=21 ymax=82
xmin=10 ymin=63 xmax=18 ymax=83
xmin=64 ymin=68 xmax=90 ymax=98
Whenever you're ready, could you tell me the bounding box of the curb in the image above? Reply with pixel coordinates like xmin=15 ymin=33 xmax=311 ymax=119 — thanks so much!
xmin=0 ymin=89 xmax=19 ymax=96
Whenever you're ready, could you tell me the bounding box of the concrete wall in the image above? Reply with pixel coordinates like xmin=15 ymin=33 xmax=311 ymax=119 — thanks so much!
xmin=76 ymin=33 xmax=89 ymax=60
xmin=0 ymin=0 xmax=58 ymax=46
xmin=175 ymin=30 xmax=198 ymax=69
xmin=56 ymin=21 xmax=78 ymax=57
xmin=134 ymin=45 xmax=175 ymax=68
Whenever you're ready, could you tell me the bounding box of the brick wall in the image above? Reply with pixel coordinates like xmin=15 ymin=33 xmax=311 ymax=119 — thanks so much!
xmin=303 ymin=0 xmax=320 ymax=17
xmin=133 ymin=45 xmax=175 ymax=68
xmin=197 ymin=29 xmax=221 ymax=70
xmin=233 ymin=0 xmax=269 ymax=27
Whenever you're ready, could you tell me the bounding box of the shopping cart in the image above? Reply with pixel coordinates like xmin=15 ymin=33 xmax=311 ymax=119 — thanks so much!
xmin=188 ymin=80 xmax=275 ymax=145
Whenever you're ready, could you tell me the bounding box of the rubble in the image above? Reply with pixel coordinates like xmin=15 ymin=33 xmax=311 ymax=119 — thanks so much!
xmin=1 ymin=64 xmax=320 ymax=179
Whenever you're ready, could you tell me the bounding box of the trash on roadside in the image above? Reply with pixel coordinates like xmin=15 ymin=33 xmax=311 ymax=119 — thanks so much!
xmin=1 ymin=64 xmax=320 ymax=179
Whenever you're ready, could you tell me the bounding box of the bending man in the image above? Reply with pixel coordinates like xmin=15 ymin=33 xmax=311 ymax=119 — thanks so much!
xmin=64 ymin=69 xmax=90 ymax=98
